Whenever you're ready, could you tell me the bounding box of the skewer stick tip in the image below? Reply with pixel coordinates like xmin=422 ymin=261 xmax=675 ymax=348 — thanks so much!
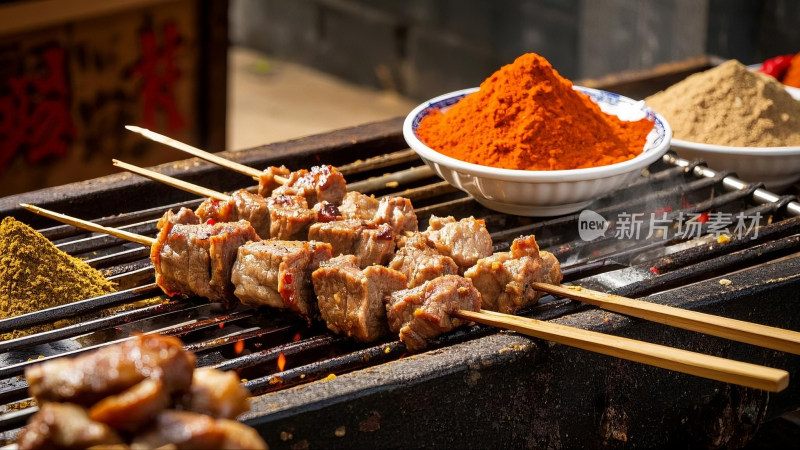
xmin=125 ymin=125 xmax=144 ymax=133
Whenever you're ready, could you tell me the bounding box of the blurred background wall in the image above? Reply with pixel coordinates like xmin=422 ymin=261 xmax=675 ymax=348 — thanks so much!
xmin=230 ymin=0 xmax=800 ymax=100
xmin=1 ymin=0 xmax=799 ymax=197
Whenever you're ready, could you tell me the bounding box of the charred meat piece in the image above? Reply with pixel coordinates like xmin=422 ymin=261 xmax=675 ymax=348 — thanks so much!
xmin=313 ymin=200 xmax=344 ymax=223
xmin=338 ymin=191 xmax=379 ymax=220
xmin=26 ymin=334 xmax=195 ymax=407
xmin=168 ymin=207 xmax=202 ymax=225
xmin=17 ymin=403 xmax=124 ymax=450
xmin=423 ymin=215 xmax=493 ymax=273
xmin=374 ymin=196 xmax=418 ymax=235
xmin=386 ymin=275 xmax=481 ymax=352
xmin=181 ymin=367 xmax=251 ymax=420
xmin=232 ymin=240 xmax=332 ymax=318
xmin=313 ymin=255 xmax=407 ymax=342
xmin=216 ymin=418 xmax=271 ymax=450
xmin=267 ymin=195 xmax=317 ymax=240
xmin=195 ymin=190 xmax=271 ymax=238
xmin=465 ymin=235 xmax=563 ymax=314
xmin=196 ymin=197 xmax=235 ymax=223
xmin=89 ymin=378 xmax=170 ymax=431
xmin=257 ymin=165 xmax=291 ymax=197
xmin=230 ymin=189 xmax=271 ymax=238
xmin=131 ymin=410 xmax=269 ymax=450
xmin=272 ymin=164 xmax=347 ymax=205
xmin=151 ymin=217 xmax=260 ymax=308
xmin=389 ymin=233 xmax=459 ymax=288
xmin=308 ymin=219 xmax=395 ymax=268
xmin=130 ymin=410 xmax=225 ymax=450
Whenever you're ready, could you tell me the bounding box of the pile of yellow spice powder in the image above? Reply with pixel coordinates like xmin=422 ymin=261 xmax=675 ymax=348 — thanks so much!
xmin=0 ymin=216 xmax=116 ymax=339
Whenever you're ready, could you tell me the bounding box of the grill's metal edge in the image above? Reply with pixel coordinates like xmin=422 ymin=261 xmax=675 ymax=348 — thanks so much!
xmin=242 ymin=256 xmax=800 ymax=449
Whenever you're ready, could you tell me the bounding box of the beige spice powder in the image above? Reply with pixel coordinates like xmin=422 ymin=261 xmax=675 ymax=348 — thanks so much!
xmin=645 ymin=59 xmax=800 ymax=147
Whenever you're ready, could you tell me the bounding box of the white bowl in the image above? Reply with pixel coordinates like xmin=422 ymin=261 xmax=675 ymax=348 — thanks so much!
xmin=403 ymin=86 xmax=672 ymax=217
xmin=670 ymin=139 xmax=800 ymax=191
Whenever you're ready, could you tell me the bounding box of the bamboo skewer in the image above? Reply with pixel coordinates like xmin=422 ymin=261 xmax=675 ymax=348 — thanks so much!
xmin=125 ymin=126 xmax=437 ymax=193
xmin=20 ymin=203 xmax=155 ymax=247
xmin=112 ymin=159 xmax=231 ymax=202
xmin=12 ymin=203 xmax=793 ymax=392
xmin=454 ymin=309 xmax=789 ymax=392
xmin=125 ymin=125 xmax=273 ymax=182
xmin=531 ymin=282 xmax=800 ymax=356
xmin=109 ymin=160 xmax=800 ymax=358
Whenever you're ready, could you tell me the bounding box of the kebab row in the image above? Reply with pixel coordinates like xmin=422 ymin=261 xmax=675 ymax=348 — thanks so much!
xmin=20 ymin=145 xmax=800 ymax=391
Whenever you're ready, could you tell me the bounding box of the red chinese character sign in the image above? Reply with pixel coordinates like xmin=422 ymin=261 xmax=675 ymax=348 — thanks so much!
xmin=132 ymin=22 xmax=186 ymax=133
xmin=0 ymin=0 xmax=212 ymax=197
xmin=0 ymin=47 xmax=76 ymax=171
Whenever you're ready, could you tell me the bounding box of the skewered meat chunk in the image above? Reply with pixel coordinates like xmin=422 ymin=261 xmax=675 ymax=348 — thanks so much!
xmin=313 ymin=255 xmax=407 ymax=342
xmin=267 ymin=194 xmax=317 ymax=240
xmin=313 ymin=200 xmax=344 ymax=223
xmin=272 ymin=164 xmax=347 ymax=205
xmin=422 ymin=215 xmax=493 ymax=273
xmin=151 ymin=214 xmax=260 ymax=308
xmin=338 ymin=191 xmax=379 ymax=220
xmin=374 ymin=196 xmax=418 ymax=235
xmin=26 ymin=334 xmax=195 ymax=407
xmin=168 ymin=207 xmax=202 ymax=225
xmin=180 ymin=367 xmax=250 ymax=420
xmin=308 ymin=219 xmax=395 ymax=268
xmin=389 ymin=233 xmax=459 ymax=288
xmin=232 ymin=240 xmax=332 ymax=318
xmin=196 ymin=190 xmax=271 ymax=238
xmin=257 ymin=165 xmax=291 ymax=197
xmin=130 ymin=410 xmax=268 ymax=450
xmin=16 ymin=403 xmax=124 ymax=450
xmin=386 ymin=275 xmax=481 ymax=352
xmin=465 ymin=235 xmax=563 ymax=314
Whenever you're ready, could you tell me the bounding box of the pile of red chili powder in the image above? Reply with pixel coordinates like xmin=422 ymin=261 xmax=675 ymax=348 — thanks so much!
xmin=416 ymin=53 xmax=654 ymax=171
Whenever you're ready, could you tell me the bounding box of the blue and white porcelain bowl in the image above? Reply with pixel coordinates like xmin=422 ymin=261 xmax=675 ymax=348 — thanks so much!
xmin=403 ymin=86 xmax=672 ymax=217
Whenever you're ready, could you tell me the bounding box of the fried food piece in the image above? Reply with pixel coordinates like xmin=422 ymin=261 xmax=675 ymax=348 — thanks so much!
xmin=181 ymin=368 xmax=251 ymax=419
xmin=26 ymin=334 xmax=195 ymax=407
xmin=17 ymin=403 xmax=124 ymax=450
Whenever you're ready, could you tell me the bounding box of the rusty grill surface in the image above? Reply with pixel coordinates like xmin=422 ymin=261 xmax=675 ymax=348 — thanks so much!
xmin=1 ymin=114 xmax=800 ymax=448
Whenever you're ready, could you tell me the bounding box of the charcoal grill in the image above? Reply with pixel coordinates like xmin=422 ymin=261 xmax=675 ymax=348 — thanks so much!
xmin=1 ymin=59 xmax=800 ymax=449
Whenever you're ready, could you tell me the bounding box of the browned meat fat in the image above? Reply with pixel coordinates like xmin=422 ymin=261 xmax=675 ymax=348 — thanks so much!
xmin=232 ymin=240 xmax=332 ymax=318
xmin=17 ymin=403 xmax=124 ymax=450
xmin=151 ymin=217 xmax=260 ymax=308
xmin=386 ymin=275 xmax=481 ymax=352
xmin=181 ymin=367 xmax=251 ymax=419
xmin=267 ymin=194 xmax=317 ymax=240
xmin=313 ymin=255 xmax=407 ymax=342
xmin=308 ymin=219 xmax=395 ymax=268
xmin=25 ymin=334 xmax=195 ymax=407
xmin=272 ymin=164 xmax=347 ymax=205
xmin=423 ymin=216 xmax=493 ymax=273
xmin=257 ymin=165 xmax=291 ymax=197
xmin=389 ymin=233 xmax=459 ymax=288
xmin=465 ymin=235 xmax=563 ymax=314
xmin=89 ymin=378 xmax=171 ymax=431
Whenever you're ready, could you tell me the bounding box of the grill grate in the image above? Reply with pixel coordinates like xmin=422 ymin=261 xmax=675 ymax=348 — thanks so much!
xmin=1 ymin=133 xmax=799 ymax=446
